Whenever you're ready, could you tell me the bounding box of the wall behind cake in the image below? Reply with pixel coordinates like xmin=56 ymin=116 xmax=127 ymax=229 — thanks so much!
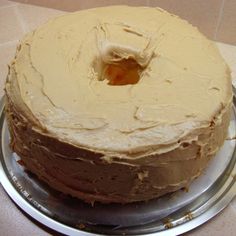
xmin=11 ymin=0 xmax=236 ymax=45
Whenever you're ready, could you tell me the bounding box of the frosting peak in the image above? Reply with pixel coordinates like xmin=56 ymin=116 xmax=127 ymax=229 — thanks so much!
xmin=96 ymin=22 xmax=156 ymax=67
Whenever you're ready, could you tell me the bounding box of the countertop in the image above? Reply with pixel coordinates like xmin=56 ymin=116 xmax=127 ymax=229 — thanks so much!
xmin=0 ymin=1 xmax=236 ymax=235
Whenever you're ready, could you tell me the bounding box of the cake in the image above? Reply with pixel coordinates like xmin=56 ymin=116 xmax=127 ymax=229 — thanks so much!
xmin=5 ymin=6 xmax=232 ymax=203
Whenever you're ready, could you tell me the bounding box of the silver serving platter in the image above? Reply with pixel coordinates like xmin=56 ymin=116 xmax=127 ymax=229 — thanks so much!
xmin=0 ymin=92 xmax=236 ymax=236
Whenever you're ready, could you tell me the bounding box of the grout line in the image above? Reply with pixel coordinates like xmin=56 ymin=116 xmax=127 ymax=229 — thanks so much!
xmin=0 ymin=40 xmax=19 ymax=48
xmin=0 ymin=3 xmax=18 ymax=10
xmin=214 ymin=0 xmax=226 ymax=40
xmin=215 ymin=41 xmax=235 ymax=47
xmin=14 ymin=5 xmax=28 ymax=34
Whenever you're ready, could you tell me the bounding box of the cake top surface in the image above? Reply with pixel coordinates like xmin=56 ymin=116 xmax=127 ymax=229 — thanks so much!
xmin=10 ymin=6 xmax=232 ymax=157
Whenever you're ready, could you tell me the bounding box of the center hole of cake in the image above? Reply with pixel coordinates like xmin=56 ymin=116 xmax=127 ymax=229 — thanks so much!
xmin=105 ymin=58 xmax=141 ymax=86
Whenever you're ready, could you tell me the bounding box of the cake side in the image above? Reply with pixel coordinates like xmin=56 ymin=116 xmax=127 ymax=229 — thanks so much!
xmin=5 ymin=82 xmax=231 ymax=203
xmin=5 ymin=65 xmax=232 ymax=203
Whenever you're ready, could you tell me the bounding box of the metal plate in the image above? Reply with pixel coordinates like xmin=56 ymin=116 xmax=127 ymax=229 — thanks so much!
xmin=0 ymin=93 xmax=236 ymax=236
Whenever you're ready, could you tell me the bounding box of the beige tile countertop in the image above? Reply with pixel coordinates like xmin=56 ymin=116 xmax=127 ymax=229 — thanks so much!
xmin=0 ymin=1 xmax=236 ymax=236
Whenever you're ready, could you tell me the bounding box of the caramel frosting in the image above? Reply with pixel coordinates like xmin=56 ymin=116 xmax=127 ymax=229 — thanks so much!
xmin=9 ymin=6 xmax=232 ymax=155
xmin=5 ymin=6 xmax=233 ymax=203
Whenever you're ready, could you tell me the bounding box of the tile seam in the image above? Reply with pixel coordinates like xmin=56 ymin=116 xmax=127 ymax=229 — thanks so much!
xmin=214 ymin=0 xmax=226 ymax=40
xmin=14 ymin=5 xmax=28 ymax=34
